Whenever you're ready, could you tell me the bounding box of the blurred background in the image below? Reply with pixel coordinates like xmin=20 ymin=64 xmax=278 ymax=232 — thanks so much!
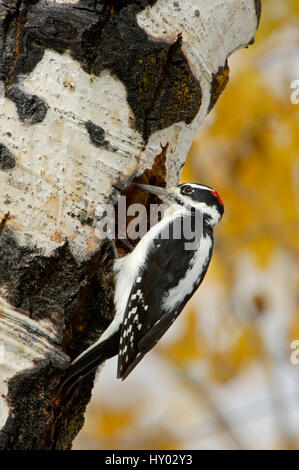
xmin=73 ymin=0 xmax=299 ymax=450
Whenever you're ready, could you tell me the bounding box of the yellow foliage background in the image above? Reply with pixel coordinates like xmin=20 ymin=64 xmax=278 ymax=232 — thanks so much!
xmin=74 ymin=0 xmax=299 ymax=450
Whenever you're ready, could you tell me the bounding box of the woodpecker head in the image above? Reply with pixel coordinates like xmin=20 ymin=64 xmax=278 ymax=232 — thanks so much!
xmin=135 ymin=182 xmax=224 ymax=227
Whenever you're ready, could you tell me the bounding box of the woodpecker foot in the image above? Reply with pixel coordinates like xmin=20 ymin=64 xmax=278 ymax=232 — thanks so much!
xmin=100 ymin=239 xmax=119 ymax=263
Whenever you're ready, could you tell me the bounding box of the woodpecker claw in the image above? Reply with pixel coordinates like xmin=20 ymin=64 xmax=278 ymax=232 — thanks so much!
xmin=100 ymin=239 xmax=119 ymax=263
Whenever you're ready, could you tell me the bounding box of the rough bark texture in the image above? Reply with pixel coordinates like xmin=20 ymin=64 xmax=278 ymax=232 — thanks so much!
xmin=0 ymin=0 xmax=261 ymax=449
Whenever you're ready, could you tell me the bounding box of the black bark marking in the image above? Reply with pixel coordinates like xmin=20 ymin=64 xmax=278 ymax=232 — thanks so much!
xmin=85 ymin=120 xmax=113 ymax=151
xmin=0 ymin=229 xmax=116 ymax=449
xmin=93 ymin=14 xmax=202 ymax=142
xmin=0 ymin=231 xmax=112 ymax=336
xmin=1 ymin=0 xmax=201 ymax=142
xmin=5 ymin=86 xmax=48 ymax=124
xmin=254 ymin=0 xmax=262 ymax=27
xmin=208 ymin=62 xmax=230 ymax=113
xmin=0 ymin=142 xmax=16 ymax=170
xmin=0 ymin=0 xmax=44 ymax=88
xmin=0 ymin=356 xmax=69 ymax=451
xmin=0 ymin=212 xmax=10 ymax=235
xmin=68 ymin=208 xmax=94 ymax=227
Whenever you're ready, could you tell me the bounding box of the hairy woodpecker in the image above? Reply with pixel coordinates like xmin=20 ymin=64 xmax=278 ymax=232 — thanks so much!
xmin=62 ymin=183 xmax=224 ymax=389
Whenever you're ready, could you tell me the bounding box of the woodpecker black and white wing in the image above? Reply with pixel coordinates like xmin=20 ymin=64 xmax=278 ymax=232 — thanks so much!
xmin=117 ymin=217 xmax=213 ymax=380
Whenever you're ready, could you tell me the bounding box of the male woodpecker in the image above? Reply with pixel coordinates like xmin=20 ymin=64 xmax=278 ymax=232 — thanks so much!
xmin=62 ymin=183 xmax=224 ymax=389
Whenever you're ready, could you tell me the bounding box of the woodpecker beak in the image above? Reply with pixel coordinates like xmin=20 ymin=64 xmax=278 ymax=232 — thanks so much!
xmin=134 ymin=183 xmax=170 ymax=199
xmin=113 ymin=182 xmax=124 ymax=191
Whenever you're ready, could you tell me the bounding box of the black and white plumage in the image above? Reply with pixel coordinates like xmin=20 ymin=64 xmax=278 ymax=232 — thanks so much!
xmin=61 ymin=182 xmax=224 ymax=389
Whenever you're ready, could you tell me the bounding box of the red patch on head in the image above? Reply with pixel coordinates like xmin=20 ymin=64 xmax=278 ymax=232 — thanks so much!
xmin=210 ymin=190 xmax=223 ymax=206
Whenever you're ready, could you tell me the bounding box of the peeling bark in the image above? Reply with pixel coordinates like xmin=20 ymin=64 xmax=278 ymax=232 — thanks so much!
xmin=0 ymin=0 xmax=261 ymax=449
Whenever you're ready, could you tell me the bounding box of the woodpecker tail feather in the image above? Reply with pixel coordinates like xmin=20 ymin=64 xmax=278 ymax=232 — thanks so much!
xmin=117 ymin=351 xmax=145 ymax=381
xmin=60 ymin=330 xmax=120 ymax=393
xmin=117 ymin=309 xmax=180 ymax=380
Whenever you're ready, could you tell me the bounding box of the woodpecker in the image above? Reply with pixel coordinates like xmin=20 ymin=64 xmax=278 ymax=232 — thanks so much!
xmin=62 ymin=183 xmax=224 ymax=389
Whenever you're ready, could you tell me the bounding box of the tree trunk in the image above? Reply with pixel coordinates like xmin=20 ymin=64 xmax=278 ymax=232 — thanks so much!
xmin=0 ymin=0 xmax=261 ymax=450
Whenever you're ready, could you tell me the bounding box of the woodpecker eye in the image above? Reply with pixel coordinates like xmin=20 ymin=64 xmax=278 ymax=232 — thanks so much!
xmin=181 ymin=185 xmax=194 ymax=195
